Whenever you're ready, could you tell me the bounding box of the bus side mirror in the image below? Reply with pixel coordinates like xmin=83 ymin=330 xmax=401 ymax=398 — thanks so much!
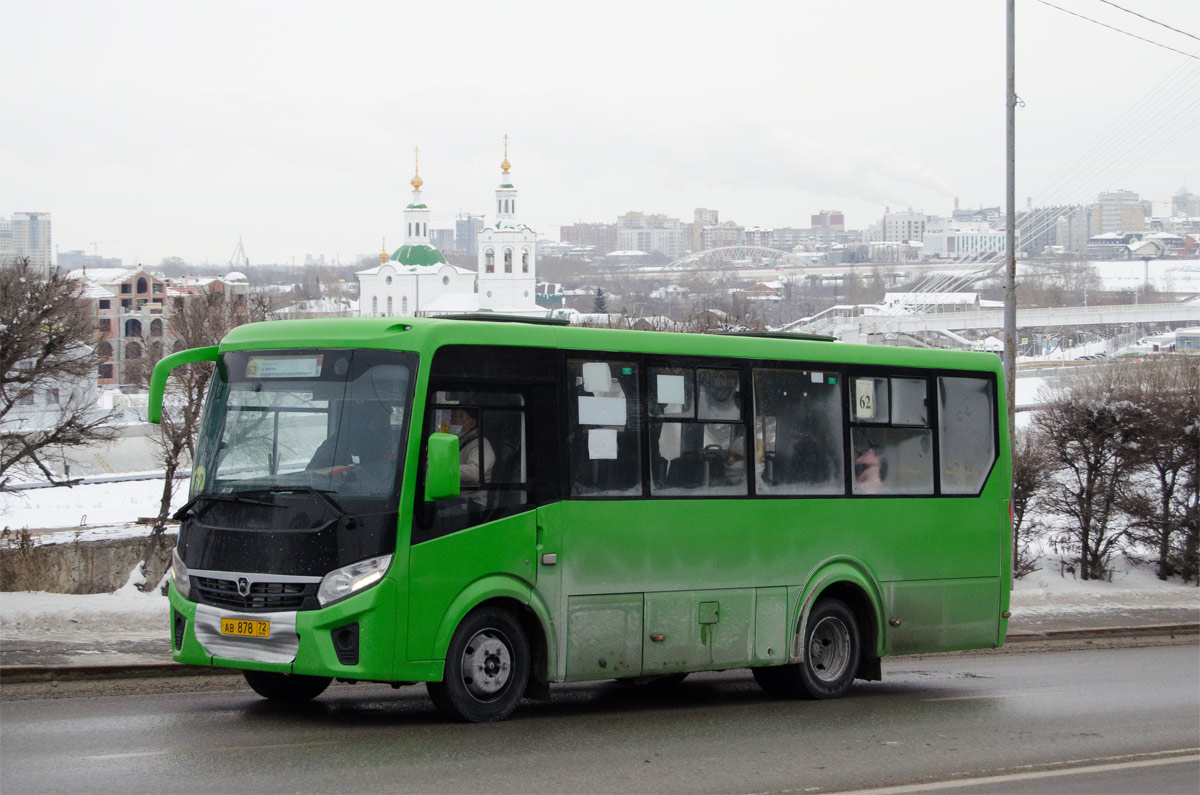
xmin=148 ymin=345 xmax=220 ymax=423
xmin=424 ymin=432 xmax=461 ymax=502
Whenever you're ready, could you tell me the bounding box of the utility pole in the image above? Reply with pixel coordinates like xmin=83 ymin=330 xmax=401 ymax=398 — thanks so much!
xmin=1004 ymin=0 xmax=1017 ymax=444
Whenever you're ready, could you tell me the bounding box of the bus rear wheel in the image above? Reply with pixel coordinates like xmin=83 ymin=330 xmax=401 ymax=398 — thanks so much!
xmin=242 ymin=670 xmax=332 ymax=702
xmin=798 ymin=598 xmax=860 ymax=699
xmin=752 ymin=597 xmax=860 ymax=700
xmin=427 ymin=607 xmax=530 ymax=723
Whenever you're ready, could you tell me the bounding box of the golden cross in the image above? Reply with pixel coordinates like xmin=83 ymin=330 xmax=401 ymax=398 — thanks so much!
xmin=413 ymin=146 xmax=420 ymax=174
xmin=503 ymin=134 xmax=509 ymax=159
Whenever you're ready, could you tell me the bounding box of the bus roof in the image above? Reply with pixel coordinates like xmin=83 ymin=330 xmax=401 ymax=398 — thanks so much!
xmin=216 ymin=315 xmax=1003 ymax=374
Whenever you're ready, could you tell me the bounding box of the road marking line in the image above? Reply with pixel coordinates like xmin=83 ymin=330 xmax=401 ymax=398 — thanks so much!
xmin=86 ymin=740 xmax=344 ymax=760
xmin=831 ymin=751 xmax=1200 ymax=794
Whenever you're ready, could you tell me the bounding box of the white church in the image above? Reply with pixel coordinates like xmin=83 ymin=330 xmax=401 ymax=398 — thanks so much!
xmin=356 ymin=146 xmax=544 ymax=318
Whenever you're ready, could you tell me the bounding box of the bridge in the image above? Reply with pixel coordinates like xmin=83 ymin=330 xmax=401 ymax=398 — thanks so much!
xmin=784 ymin=301 xmax=1200 ymax=339
xmin=666 ymin=246 xmax=825 ymax=270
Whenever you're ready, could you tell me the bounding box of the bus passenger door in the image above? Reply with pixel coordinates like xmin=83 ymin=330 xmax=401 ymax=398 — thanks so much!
xmin=405 ymin=347 xmax=560 ymax=667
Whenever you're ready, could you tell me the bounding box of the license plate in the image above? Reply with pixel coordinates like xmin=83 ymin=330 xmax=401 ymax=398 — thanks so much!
xmin=220 ymin=618 xmax=270 ymax=638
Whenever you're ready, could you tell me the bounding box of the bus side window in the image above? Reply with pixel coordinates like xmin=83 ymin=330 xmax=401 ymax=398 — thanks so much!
xmin=937 ymin=376 xmax=995 ymax=494
xmin=568 ymin=359 xmax=642 ymax=497
xmin=849 ymin=375 xmax=933 ymax=496
xmin=649 ymin=366 xmax=747 ymax=497
xmin=753 ymin=368 xmax=844 ymax=496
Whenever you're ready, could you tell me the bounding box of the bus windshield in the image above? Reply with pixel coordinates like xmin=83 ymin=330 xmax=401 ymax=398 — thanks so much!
xmin=191 ymin=349 xmax=416 ymax=507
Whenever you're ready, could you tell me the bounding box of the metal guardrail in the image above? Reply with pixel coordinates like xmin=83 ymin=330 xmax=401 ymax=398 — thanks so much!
xmin=8 ymin=470 xmax=189 ymax=491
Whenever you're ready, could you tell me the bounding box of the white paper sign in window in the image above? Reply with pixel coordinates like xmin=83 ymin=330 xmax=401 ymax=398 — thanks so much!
xmin=578 ymin=395 xmax=626 ymax=426
xmin=588 ymin=428 xmax=618 ymax=460
xmin=656 ymin=374 xmax=686 ymax=405
xmin=582 ymin=362 xmax=612 ymax=394
xmin=855 ymin=378 xmax=876 ymax=420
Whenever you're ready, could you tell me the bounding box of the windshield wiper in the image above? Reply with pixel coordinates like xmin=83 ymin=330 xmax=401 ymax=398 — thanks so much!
xmin=173 ymin=492 xmax=277 ymax=521
xmin=247 ymin=486 xmax=349 ymax=519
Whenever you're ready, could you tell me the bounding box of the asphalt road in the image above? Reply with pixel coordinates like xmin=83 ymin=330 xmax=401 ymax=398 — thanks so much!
xmin=2 ymin=643 xmax=1197 ymax=794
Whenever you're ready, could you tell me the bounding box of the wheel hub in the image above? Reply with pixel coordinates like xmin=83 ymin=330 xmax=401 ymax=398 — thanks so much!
xmin=808 ymin=616 xmax=852 ymax=682
xmin=461 ymin=630 xmax=512 ymax=699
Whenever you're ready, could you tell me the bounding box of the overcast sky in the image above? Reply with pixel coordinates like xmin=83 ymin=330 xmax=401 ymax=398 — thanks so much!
xmin=3 ymin=0 xmax=1198 ymax=268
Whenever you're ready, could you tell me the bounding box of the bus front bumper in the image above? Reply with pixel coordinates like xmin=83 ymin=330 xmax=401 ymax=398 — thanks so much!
xmin=167 ymin=577 xmax=401 ymax=681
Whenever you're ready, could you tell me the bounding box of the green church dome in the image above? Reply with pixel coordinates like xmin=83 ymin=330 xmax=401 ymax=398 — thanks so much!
xmin=390 ymin=244 xmax=447 ymax=267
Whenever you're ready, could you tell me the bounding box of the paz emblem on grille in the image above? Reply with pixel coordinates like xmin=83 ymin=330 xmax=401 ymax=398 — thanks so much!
xmin=237 ymin=577 xmax=251 ymax=597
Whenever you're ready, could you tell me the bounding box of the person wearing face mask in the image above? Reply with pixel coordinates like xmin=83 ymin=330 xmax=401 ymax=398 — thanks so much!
xmin=448 ymin=407 xmax=495 ymax=505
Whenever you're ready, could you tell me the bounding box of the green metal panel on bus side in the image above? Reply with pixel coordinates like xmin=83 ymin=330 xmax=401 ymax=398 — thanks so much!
xmin=541 ymin=489 xmax=1006 ymax=672
xmin=754 ymin=587 xmax=789 ymax=664
xmin=405 ymin=511 xmax=539 ymax=664
xmin=643 ymin=589 xmax=755 ymax=674
xmin=883 ymin=578 xmax=1000 ymax=654
xmin=565 ymin=593 xmax=644 ymax=680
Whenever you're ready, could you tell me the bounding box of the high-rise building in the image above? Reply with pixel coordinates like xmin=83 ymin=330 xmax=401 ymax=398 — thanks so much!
xmin=881 ymin=209 xmax=934 ymax=243
xmin=702 ymin=220 xmax=744 ymax=249
xmin=0 ymin=212 xmax=53 ymax=276
xmin=430 ymin=228 xmax=456 ymax=251
xmin=744 ymin=227 xmax=774 ymax=248
xmin=811 ymin=210 xmax=845 ymax=245
xmin=1090 ymin=190 xmax=1145 ymax=235
xmin=559 ymin=222 xmax=618 ymax=254
xmin=1171 ymin=188 xmax=1200 ymax=218
xmin=616 ymin=211 xmax=684 ymax=259
xmin=455 ymin=213 xmax=485 ymax=255
xmin=693 ymin=208 xmax=718 ymax=250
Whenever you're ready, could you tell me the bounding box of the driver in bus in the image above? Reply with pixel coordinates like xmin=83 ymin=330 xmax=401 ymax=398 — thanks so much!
xmin=448 ymin=407 xmax=494 ymax=506
xmin=307 ymin=402 xmax=394 ymax=472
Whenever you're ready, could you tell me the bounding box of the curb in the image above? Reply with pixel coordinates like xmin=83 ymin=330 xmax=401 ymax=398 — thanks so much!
xmin=1004 ymin=622 xmax=1198 ymax=642
xmin=2 ymin=623 xmax=1196 ymax=685
xmin=0 ymin=662 xmax=239 ymax=684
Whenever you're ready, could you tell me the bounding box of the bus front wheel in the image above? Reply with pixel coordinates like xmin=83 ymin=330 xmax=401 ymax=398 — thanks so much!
xmin=242 ymin=670 xmax=332 ymax=702
xmin=427 ymin=607 xmax=530 ymax=723
xmin=753 ymin=598 xmax=860 ymax=700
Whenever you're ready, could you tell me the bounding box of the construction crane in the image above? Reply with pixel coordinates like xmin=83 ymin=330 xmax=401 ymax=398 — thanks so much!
xmin=229 ymin=237 xmax=249 ymax=269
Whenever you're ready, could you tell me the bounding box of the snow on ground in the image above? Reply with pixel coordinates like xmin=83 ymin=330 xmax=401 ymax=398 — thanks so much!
xmin=0 ymin=573 xmax=168 ymax=644
xmin=1 ymin=478 xmax=186 ymax=533
xmin=1011 ymin=555 xmax=1200 ymax=615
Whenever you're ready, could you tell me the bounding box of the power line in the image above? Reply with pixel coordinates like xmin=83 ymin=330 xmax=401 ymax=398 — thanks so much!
xmin=1092 ymin=0 xmax=1200 ymax=43
xmin=1034 ymin=0 xmax=1200 ymax=59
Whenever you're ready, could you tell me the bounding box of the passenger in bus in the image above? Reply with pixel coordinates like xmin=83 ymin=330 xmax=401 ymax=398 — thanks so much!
xmin=450 ymin=407 xmax=494 ymax=506
xmin=854 ymin=442 xmax=886 ymax=494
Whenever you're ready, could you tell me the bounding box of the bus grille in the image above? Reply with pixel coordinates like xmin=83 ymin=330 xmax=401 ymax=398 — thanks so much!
xmin=193 ymin=576 xmax=315 ymax=611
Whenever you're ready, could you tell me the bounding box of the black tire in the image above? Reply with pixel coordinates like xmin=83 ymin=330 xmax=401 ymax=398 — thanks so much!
xmin=752 ymin=598 xmax=860 ymax=700
xmin=796 ymin=598 xmax=860 ymax=699
xmin=242 ymin=670 xmax=332 ymax=702
xmin=426 ymin=607 xmax=530 ymax=723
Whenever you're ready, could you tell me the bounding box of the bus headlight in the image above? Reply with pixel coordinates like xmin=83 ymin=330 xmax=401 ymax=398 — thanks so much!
xmin=317 ymin=554 xmax=392 ymax=607
xmin=171 ymin=548 xmax=192 ymax=601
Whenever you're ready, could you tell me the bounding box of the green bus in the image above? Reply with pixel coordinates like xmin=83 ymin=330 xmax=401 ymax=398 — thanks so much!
xmin=150 ymin=315 xmax=1011 ymax=722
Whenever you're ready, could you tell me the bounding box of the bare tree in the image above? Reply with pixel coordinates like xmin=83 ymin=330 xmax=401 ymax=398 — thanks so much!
xmin=135 ymin=287 xmax=275 ymax=587
xmin=1032 ymin=365 xmax=1150 ymax=580
xmin=0 ymin=258 xmax=116 ymax=491
xmin=1011 ymin=427 xmax=1051 ymax=578
xmin=1116 ymin=356 xmax=1200 ymax=580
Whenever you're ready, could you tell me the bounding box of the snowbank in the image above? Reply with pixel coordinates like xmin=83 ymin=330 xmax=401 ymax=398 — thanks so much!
xmin=1 ymin=479 xmax=186 ymax=532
